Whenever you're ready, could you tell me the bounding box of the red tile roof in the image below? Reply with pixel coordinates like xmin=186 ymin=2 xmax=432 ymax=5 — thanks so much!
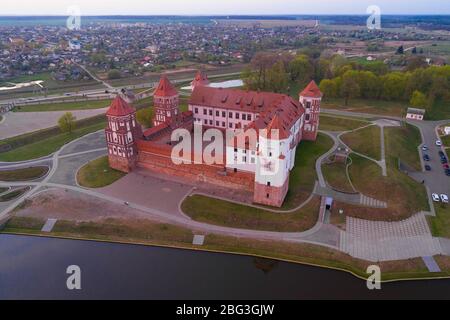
xmin=191 ymin=70 xmax=210 ymax=88
xmin=191 ymin=86 xmax=304 ymax=141
xmin=154 ymin=76 xmax=178 ymax=97
xmin=300 ymin=80 xmax=323 ymax=98
xmin=106 ymin=95 xmax=135 ymax=117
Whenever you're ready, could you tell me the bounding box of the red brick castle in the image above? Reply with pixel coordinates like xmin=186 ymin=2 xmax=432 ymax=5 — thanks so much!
xmin=105 ymin=71 xmax=322 ymax=207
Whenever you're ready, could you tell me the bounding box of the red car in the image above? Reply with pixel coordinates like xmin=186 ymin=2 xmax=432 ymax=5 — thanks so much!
xmin=444 ymin=163 xmax=450 ymax=170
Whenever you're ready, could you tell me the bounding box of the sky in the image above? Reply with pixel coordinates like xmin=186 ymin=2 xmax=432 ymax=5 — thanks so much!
xmin=1 ymin=0 xmax=449 ymax=15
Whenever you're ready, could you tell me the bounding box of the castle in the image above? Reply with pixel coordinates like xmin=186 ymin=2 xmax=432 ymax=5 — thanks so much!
xmin=105 ymin=71 xmax=322 ymax=207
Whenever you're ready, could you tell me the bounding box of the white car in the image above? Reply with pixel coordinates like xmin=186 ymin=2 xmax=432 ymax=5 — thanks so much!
xmin=436 ymin=140 xmax=443 ymax=147
xmin=441 ymin=194 xmax=449 ymax=204
xmin=432 ymin=193 xmax=440 ymax=202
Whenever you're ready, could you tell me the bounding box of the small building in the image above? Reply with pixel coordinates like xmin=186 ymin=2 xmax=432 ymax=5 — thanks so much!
xmin=444 ymin=127 xmax=450 ymax=136
xmin=406 ymin=108 xmax=426 ymax=121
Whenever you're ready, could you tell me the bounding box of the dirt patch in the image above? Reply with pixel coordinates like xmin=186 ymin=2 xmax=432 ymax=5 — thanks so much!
xmin=15 ymin=189 xmax=159 ymax=223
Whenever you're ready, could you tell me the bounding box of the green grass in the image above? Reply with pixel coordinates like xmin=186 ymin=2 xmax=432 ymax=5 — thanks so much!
xmin=0 ymin=187 xmax=8 ymax=194
xmin=77 ymin=156 xmax=126 ymax=188
xmin=385 ymin=124 xmax=422 ymax=171
xmin=322 ymin=161 xmax=355 ymax=193
xmin=319 ymin=115 xmax=369 ymax=132
xmin=349 ymin=153 xmax=428 ymax=220
xmin=0 ymin=187 xmax=29 ymax=202
xmin=0 ymin=121 xmax=106 ymax=162
xmin=181 ymin=194 xmax=320 ymax=232
xmin=322 ymin=98 xmax=407 ymax=117
xmin=428 ymin=204 xmax=450 ymax=238
xmin=425 ymin=100 xmax=450 ymax=121
xmin=0 ymin=166 xmax=48 ymax=181
xmin=282 ymin=133 xmax=334 ymax=209
xmin=341 ymin=125 xmax=381 ymax=161
xmin=14 ymin=99 xmax=110 ymax=112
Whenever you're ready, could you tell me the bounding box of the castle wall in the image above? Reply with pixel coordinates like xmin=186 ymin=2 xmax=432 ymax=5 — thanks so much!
xmin=109 ymin=154 xmax=135 ymax=173
xmin=136 ymin=140 xmax=254 ymax=192
xmin=253 ymin=175 xmax=289 ymax=207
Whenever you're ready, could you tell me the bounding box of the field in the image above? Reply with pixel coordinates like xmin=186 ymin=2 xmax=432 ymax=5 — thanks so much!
xmin=77 ymin=156 xmax=126 ymax=188
xmin=341 ymin=125 xmax=381 ymax=160
xmin=13 ymin=99 xmax=110 ymax=112
xmin=0 ymin=167 xmax=48 ymax=181
xmin=322 ymin=98 xmax=406 ymax=118
xmin=385 ymin=124 xmax=422 ymax=171
xmin=319 ymin=115 xmax=369 ymax=132
xmin=0 ymin=121 xmax=105 ymax=162
xmin=322 ymin=161 xmax=355 ymax=193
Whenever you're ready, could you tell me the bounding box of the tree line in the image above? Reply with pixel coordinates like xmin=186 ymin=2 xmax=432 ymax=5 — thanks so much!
xmin=241 ymin=50 xmax=449 ymax=109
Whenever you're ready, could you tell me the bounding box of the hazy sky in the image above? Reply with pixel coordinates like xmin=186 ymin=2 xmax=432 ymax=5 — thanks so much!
xmin=1 ymin=0 xmax=449 ymax=15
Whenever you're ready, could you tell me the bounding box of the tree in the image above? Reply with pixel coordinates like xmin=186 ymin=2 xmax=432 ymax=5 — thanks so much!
xmin=108 ymin=69 xmax=121 ymax=79
xmin=288 ymin=54 xmax=314 ymax=85
xmin=340 ymin=71 xmax=360 ymax=106
xmin=58 ymin=112 xmax=76 ymax=134
xmin=410 ymin=90 xmax=427 ymax=108
xmin=319 ymin=79 xmax=338 ymax=99
xmin=136 ymin=108 xmax=153 ymax=129
xmin=266 ymin=61 xmax=289 ymax=93
xmin=412 ymin=47 xmax=417 ymax=54
xmin=396 ymin=45 xmax=404 ymax=55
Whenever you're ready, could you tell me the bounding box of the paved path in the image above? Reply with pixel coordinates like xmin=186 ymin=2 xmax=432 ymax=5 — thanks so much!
xmin=0 ymin=108 xmax=108 ymax=140
xmin=340 ymin=213 xmax=442 ymax=262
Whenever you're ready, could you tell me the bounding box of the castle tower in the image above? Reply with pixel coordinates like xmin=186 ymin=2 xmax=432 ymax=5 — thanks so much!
xmin=153 ymin=76 xmax=180 ymax=127
xmin=105 ymin=95 xmax=142 ymax=173
xmin=299 ymin=80 xmax=322 ymax=141
xmin=191 ymin=70 xmax=210 ymax=91
xmin=253 ymin=115 xmax=290 ymax=207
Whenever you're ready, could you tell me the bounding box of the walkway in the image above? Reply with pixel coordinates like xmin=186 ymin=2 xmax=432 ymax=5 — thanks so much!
xmin=340 ymin=213 xmax=442 ymax=262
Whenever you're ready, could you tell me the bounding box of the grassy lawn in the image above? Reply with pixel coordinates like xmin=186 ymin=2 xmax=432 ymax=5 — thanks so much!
xmin=428 ymin=204 xmax=450 ymax=238
xmin=385 ymin=124 xmax=422 ymax=171
xmin=425 ymin=100 xmax=450 ymax=121
xmin=77 ymin=156 xmax=126 ymax=188
xmin=319 ymin=115 xmax=369 ymax=132
xmin=282 ymin=133 xmax=334 ymax=209
xmin=0 ymin=121 xmax=106 ymax=162
xmin=181 ymin=194 xmax=320 ymax=232
xmin=3 ymin=215 xmax=449 ymax=281
xmin=13 ymin=99 xmax=110 ymax=112
xmin=322 ymin=161 xmax=355 ymax=193
xmin=0 ymin=187 xmax=30 ymax=202
xmin=322 ymin=98 xmax=407 ymax=117
xmin=442 ymin=134 xmax=450 ymax=147
xmin=341 ymin=125 xmax=381 ymax=161
xmin=0 ymin=166 xmax=48 ymax=181
xmin=349 ymin=153 xmax=428 ymax=220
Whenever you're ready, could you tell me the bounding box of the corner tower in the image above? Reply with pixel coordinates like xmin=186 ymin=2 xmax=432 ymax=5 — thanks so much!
xmin=105 ymin=95 xmax=142 ymax=173
xmin=300 ymin=80 xmax=322 ymax=141
xmin=153 ymin=76 xmax=180 ymax=127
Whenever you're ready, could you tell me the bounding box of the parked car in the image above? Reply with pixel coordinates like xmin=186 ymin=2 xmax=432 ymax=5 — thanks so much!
xmin=441 ymin=157 xmax=448 ymax=164
xmin=432 ymin=193 xmax=441 ymax=202
xmin=440 ymin=194 xmax=449 ymax=204
xmin=425 ymin=165 xmax=432 ymax=171
xmin=446 ymin=169 xmax=450 ymax=176
xmin=436 ymin=140 xmax=443 ymax=146
xmin=439 ymin=151 xmax=446 ymax=157
xmin=422 ymin=145 xmax=429 ymax=151
xmin=444 ymin=164 xmax=450 ymax=169
xmin=423 ymin=154 xmax=430 ymax=161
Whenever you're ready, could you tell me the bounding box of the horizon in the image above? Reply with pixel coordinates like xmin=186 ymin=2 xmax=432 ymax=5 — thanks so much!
xmin=1 ymin=0 xmax=450 ymax=16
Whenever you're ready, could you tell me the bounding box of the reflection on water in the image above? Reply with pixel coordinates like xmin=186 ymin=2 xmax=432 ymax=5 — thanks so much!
xmin=0 ymin=234 xmax=450 ymax=299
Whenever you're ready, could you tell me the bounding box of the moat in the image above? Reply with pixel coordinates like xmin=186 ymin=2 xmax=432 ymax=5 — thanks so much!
xmin=1 ymin=234 xmax=450 ymax=299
